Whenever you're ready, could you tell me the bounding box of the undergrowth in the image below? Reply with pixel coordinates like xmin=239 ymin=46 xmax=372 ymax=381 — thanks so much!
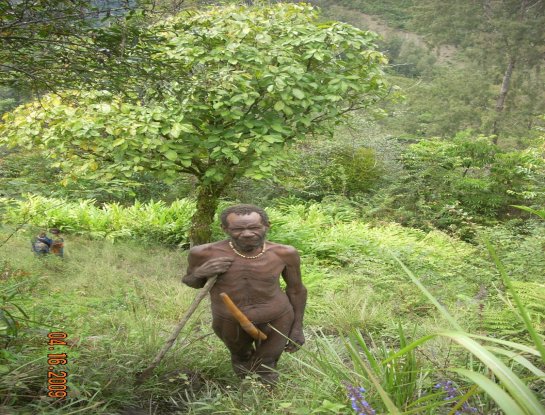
xmin=1 ymin=199 xmax=544 ymax=414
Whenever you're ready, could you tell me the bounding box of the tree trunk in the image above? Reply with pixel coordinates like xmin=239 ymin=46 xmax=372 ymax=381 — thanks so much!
xmin=189 ymin=183 xmax=223 ymax=246
xmin=491 ymin=56 xmax=516 ymax=141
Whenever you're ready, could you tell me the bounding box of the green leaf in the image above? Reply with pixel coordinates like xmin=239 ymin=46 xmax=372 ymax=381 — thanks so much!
xmin=169 ymin=123 xmax=183 ymax=139
xmin=292 ymin=88 xmax=305 ymax=99
xmin=487 ymin=346 xmax=545 ymax=379
xmin=263 ymin=135 xmax=282 ymax=144
xmin=512 ymin=205 xmax=545 ymax=220
xmin=164 ymin=150 xmax=178 ymax=161
xmin=442 ymin=332 xmax=545 ymax=415
xmin=178 ymin=123 xmax=195 ymax=133
xmin=120 ymin=104 xmax=132 ymax=114
xmin=453 ymin=369 xmax=525 ymax=415
xmin=274 ymin=101 xmax=285 ymax=111
xmin=270 ymin=123 xmax=287 ymax=133
xmin=112 ymin=138 xmax=125 ymax=148
xmin=99 ymin=103 xmax=111 ymax=113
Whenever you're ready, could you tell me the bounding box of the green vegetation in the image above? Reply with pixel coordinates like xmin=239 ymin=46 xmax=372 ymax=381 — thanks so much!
xmin=0 ymin=3 xmax=389 ymax=244
xmin=1 ymin=0 xmax=544 ymax=413
xmin=370 ymin=132 xmax=545 ymax=239
xmin=1 ymin=198 xmax=544 ymax=413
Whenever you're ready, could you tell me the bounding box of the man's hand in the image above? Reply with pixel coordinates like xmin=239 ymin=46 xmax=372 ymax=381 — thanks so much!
xmin=194 ymin=257 xmax=234 ymax=279
xmin=285 ymin=328 xmax=305 ymax=353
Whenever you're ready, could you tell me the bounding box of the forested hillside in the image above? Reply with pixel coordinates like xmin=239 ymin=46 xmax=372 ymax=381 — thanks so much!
xmin=1 ymin=1 xmax=544 ymax=414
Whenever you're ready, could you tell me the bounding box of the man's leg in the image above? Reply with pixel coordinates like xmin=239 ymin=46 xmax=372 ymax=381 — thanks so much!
xmin=212 ymin=315 xmax=255 ymax=378
xmin=252 ymin=308 xmax=295 ymax=384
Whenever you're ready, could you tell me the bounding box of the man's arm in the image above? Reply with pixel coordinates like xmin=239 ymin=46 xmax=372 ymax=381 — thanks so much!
xmin=182 ymin=245 xmax=233 ymax=289
xmin=280 ymin=246 xmax=307 ymax=352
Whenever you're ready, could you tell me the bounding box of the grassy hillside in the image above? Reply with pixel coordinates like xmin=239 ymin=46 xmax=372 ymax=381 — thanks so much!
xmin=1 ymin=200 xmax=544 ymax=414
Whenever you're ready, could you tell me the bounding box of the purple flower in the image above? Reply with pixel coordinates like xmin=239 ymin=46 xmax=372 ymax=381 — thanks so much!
xmin=434 ymin=380 xmax=478 ymax=414
xmin=344 ymin=383 xmax=377 ymax=415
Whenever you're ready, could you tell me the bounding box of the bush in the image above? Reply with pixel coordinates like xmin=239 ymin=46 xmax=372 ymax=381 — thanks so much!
xmin=0 ymin=196 xmax=195 ymax=246
xmin=369 ymin=133 xmax=545 ymax=239
xmin=274 ymin=141 xmax=383 ymax=200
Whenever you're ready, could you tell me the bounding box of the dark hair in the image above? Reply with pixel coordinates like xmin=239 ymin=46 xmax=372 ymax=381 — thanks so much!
xmin=220 ymin=204 xmax=270 ymax=227
xmin=50 ymin=228 xmax=60 ymax=234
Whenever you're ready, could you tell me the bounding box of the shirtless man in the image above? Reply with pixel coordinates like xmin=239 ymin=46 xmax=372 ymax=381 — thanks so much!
xmin=182 ymin=204 xmax=307 ymax=384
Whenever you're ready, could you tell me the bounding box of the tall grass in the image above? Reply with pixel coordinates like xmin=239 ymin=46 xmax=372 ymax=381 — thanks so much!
xmin=1 ymin=200 xmax=544 ymax=414
xmin=323 ymin=251 xmax=545 ymax=414
xmin=280 ymin=252 xmax=545 ymax=414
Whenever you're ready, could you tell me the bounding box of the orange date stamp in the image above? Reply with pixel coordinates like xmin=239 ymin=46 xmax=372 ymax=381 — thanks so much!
xmin=47 ymin=332 xmax=68 ymax=399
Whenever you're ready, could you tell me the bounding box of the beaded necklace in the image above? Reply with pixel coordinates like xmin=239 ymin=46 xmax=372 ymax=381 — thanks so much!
xmin=229 ymin=241 xmax=266 ymax=259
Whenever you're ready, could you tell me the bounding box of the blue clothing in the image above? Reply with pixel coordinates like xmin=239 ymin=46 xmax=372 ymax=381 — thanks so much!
xmin=32 ymin=235 xmax=52 ymax=255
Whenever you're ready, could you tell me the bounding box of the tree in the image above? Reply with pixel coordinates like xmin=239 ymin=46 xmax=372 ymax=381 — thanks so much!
xmin=412 ymin=0 xmax=545 ymax=140
xmin=385 ymin=66 xmax=496 ymax=138
xmin=0 ymin=3 xmax=389 ymax=244
xmin=0 ymin=0 xmax=209 ymax=95
xmin=1 ymin=1 xmax=135 ymax=92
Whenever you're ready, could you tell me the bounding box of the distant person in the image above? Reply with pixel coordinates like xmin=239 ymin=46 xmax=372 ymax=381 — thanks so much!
xmin=32 ymin=230 xmax=52 ymax=256
xmin=50 ymin=228 xmax=64 ymax=258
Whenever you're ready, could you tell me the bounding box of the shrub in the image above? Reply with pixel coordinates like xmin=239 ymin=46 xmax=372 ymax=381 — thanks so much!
xmin=370 ymin=133 xmax=545 ymax=239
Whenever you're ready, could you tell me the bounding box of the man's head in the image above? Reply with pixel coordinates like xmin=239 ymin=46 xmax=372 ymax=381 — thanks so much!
xmin=220 ymin=205 xmax=270 ymax=251
xmin=51 ymin=228 xmax=60 ymax=235
xmin=220 ymin=204 xmax=270 ymax=228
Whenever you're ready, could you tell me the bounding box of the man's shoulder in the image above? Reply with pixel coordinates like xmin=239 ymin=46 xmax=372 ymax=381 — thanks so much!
xmin=189 ymin=240 xmax=228 ymax=257
xmin=268 ymin=242 xmax=299 ymax=258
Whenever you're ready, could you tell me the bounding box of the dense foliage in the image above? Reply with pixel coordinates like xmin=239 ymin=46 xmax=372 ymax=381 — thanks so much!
xmin=1 ymin=0 xmax=144 ymax=92
xmin=318 ymin=0 xmax=545 ymax=139
xmin=1 ymin=1 xmax=544 ymax=413
xmin=1 ymin=198 xmax=544 ymax=413
xmin=368 ymin=132 xmax=545 ymax=239
xmin=0 ymin=3 xmax=389 ymax=243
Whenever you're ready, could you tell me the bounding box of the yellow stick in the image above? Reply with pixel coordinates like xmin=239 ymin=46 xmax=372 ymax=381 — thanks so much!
xmin=219 ymin=292 xmax=267 ymax=341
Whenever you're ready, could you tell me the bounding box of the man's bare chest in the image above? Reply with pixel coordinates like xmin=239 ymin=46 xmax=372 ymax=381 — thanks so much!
xmin=220 ymin=253 xmax=286 ymax=283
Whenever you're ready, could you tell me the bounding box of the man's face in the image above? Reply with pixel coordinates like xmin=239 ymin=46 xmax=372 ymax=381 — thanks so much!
xmin=223 ymin=212 xmax=268 ymax=251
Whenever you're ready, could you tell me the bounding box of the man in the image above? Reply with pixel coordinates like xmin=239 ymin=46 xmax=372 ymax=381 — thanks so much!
xmin=182 ymin=204 xmax=307 ymax=384
xmin=31 ymin=230 xmax=52 ymax=256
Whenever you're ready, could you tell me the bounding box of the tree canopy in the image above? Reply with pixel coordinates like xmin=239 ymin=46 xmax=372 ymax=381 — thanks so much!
xmin=0 ymin=3 xmax=389 ymax=243
xmin=0 ymin=0 xmax=200 ymax=95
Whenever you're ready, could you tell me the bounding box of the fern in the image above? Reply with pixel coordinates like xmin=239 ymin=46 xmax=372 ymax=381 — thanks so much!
xmin=481 ymin=306 xmax=525 ymax=336
xmin=481 ymin=282 xmax=545 ymax=336
xmin=510 ymin=281 xmax=545 ymax=331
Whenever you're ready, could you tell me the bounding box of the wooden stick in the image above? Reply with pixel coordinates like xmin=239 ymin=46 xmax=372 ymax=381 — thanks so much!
xmin=135 ymin=275 xmax=218 ymax=384
xmin=219 ymin=292 xmax=267 ymax=341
